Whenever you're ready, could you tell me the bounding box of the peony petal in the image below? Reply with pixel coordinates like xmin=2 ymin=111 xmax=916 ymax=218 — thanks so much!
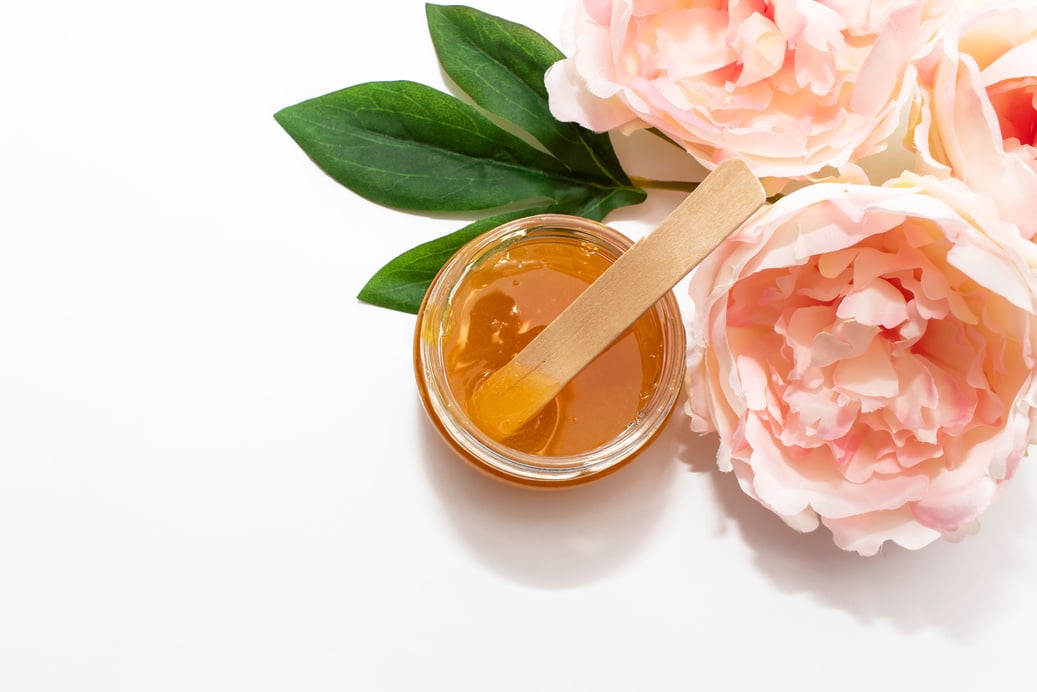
xmin=778 ymin=505 xmax=822 ymax=533
xmin=817 ymin=247 xmax=857 ymax=279
xmin=980 ymin=39 xmax=1037 ymax=87
xmin=782 ymin=382 xmax=858 ymax=445
xmin=913 ymin=471 xmax=997 ymax=534
xmin=809 ymin=320 xmax=877 ymax=370
xmin=546 ymin=54 xmax=638 ymax=131
xmin=836 ymin=278 xmax=909 ymax=328
xmin=736 ymin=353 xmax=770 ymax=412
xmin=653 ymin=9 xmax=738 ymax=80
xmin=583 ymin=0 xmax=614 ymax=26
xmin=780 ymin=304 xmax=836 ymax=376
xmin=833 ymin=339 xmax=898 ymax=400
xmin=947 ymin=241 xmax=1036 ymax=314
xmin=840 ymin=432 xmax=913 ymax=482
xmin=887 ymin=355 xmax=939 ymax=438
xmin=735 ymin=12 xmax=787 ymax=86
xmin=745 ymin=415 xmax=930 ymax=520
xmin=917 ymin=260 xmax=978 ymax=324
xmin=944 ymin=54 xmax=1009 ymax=182
xmin=684 ymin=345 xmax=716 ymax=434
xmin=824 ymin=508 xmax=942 ymax=556
xmin=629 ymin=0 xmax=671 ymax=18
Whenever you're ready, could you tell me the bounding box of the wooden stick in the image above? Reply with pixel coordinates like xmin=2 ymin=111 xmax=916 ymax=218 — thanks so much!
xmin=468 ymin=159 xmax=766 ymax=439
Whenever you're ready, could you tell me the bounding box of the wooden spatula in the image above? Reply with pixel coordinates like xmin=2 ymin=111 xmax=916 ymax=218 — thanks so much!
xmin=468 ymin=158 xmax=766 ymax=439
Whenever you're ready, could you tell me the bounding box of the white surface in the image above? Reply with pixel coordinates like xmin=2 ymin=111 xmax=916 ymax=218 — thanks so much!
xmin=2 ymin=1 xmax=1035 ymax=690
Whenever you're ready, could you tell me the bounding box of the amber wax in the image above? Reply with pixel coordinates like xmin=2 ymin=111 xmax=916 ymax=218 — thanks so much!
xmin=415 ymin=215 xmax=686 ymax=486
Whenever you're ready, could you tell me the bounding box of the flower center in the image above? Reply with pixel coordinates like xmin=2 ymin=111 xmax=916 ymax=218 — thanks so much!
xmin=987 ymin=77 xmax=1037 ymax=148
xmin=724 ymin=224 xmax=1021 ymax=481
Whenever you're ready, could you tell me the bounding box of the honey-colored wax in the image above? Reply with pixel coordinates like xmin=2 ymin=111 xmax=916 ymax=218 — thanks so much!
xmin=441 ymin=234 xmax=666 ymax=456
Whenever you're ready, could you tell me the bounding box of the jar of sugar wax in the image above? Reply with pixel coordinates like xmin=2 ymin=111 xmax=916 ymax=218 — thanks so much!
xmin=414 ymin=214 xmax=687 ymax=487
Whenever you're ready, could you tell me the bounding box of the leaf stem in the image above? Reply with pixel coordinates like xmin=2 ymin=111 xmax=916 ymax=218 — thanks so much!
xmin=628 ymin=176 xmax=700 ymax=193
xmin=646 ymin=127 xmax=685 ymax=150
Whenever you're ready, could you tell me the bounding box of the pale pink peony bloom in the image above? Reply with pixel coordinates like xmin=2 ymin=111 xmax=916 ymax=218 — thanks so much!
xmin=910 ymin=2 xmax=1037 ymax=239
xmin=545 ymin=0 xmax=955 ymax=179
xmin=686 ymin=174 xmax=1037 ymax=555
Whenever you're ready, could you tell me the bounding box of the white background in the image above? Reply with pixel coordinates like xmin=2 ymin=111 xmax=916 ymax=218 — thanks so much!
xmin=2 ymin=1 xmax=1035 ymax=690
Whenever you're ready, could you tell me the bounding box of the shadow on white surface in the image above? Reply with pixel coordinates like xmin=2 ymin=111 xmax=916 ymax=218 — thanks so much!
xmin=679 ymin=417 xmax=1035 ymax=642
xmin=417 ymin=402 xmax=679 ymax=589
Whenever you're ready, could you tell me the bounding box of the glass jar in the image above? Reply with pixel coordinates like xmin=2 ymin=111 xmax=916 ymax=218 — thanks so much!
xmin=414 ymin=214 xmax=686 ymax=487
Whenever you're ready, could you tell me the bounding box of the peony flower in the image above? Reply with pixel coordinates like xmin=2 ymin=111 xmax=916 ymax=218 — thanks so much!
xmin=685 ymin=173 xmax=1037 ymax=555
xmin=910 ymin=2 xmax=1037 ymax=239
xmin=545 ymin=0 xmax=955 ymax=180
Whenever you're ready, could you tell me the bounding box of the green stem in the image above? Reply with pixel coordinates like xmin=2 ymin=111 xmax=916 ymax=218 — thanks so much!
xmin=647 ymin=127 xmax=684 ymax=150
xmin=629 ymin=176 xmax=700 ymax=193
xmin=632 ymin=176 xmax=783 ymax=205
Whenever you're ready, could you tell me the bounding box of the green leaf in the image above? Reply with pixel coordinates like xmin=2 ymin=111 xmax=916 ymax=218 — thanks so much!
xmin=274 ymin=81 xmax=643 ymax=214
xmin=357 ymin=205 xmax=554 ymax=313
xmin=425 ymin=4 xmax=629 ymax=184
xmin=274 ymin=5 xmax=650 ymax=314
xmin=277 ymin=81 xmax=557 ymax=211
xmin=356 ymin=182 xmax=645 ymax=314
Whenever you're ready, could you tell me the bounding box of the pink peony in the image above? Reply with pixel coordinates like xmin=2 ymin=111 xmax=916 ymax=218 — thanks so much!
xmin=686 ymin=174 xmax=1037 ymax=555
xmin=545 ymin=0 xmax=955 ymax=179
xmin=910 ymin=2 xmax=1037 ymax=239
